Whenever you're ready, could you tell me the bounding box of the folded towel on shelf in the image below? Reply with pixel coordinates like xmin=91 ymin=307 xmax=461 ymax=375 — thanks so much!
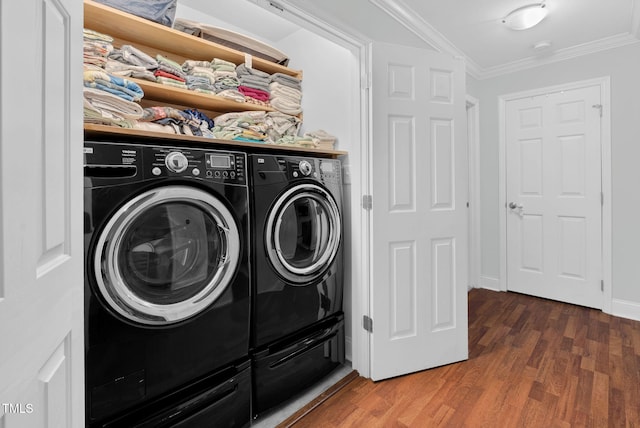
xmin=155 ymin=76 xmax=188 ymax=89
xmin=107 ymin=45 xmax=158 ymax=70
xmin=216 ymin=89 xmax=246 ymax=102
xmin=212 ymin=58 xmax=237 ymax=72
xmin=83 ymin=29 xmax=114 ymax=67
xmin=269 ymin=82 xmax=302 ymax=101
xmin=182 ymin=60 xmax=212 ymax=72
xmin=238 ymin=85 xmax=270 ymax=102
xmin=156 ymin=54 xmax=186 ymax=79
xmin=83 ymin=67 xmax=145 ymax=101
xmin=104 ymin=59 xmax=157 ymax=82
xmin=304 ymin=129 xmax=337 ymax=149
xmin=154 ymin=69 xmax=186 ymax=82
xmin=270 ymin=98 xmax=302 ymax=115
xmin=236 ymin=63 xmax=270 ymax=79
xmin=83 ymin=87 xmax=144 ymax=125
xmin=270 ymin=72 xmax=302 ymax=90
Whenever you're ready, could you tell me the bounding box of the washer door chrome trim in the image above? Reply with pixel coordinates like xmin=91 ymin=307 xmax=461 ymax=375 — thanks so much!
xmin=94 ymin=185 xmax=240 ymax=325
xmin=265 ymin=183 xmax=341 ymax=284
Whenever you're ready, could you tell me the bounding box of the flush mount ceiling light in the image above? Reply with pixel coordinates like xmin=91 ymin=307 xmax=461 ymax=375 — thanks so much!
xmin=502 ymin=3 xmax=548 ymax=30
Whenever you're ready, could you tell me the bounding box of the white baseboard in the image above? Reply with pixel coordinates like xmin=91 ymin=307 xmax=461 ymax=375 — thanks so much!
xmin=479 ymin=275 xmax=501 ymax=292
xmin=611 ymin=298 xmax=640 ymax=322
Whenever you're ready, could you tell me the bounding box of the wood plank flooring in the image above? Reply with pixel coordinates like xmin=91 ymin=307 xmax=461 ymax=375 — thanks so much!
xmin=281 ymin=288 xmax=640 ymax=427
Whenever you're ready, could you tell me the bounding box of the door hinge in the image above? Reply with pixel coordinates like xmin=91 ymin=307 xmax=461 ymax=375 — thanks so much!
xmin=361 ymin=72 xmax=371 ymax=90
xmin=592 ymin=104 xmax=603 ymax=118
xmin=363 ymin=315 xmax=373 ymax=332
xmin=601 ymin=279 xmax=604 ymax=292
xmin=362 ymin=194 xmax=372 ymax=210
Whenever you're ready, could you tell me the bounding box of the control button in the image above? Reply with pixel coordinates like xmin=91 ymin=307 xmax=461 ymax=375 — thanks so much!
xmin=314 ymin=172 xmax=318 ymax=177
xmin=223 ymin=171 xmax=229 ymax=178
xmin=293 ymin=171 xmax=298 ymax=178
xmin=230 ymin=172 xmax=236 ymax=178
xmin=214 ymin=171 xmax=221 ymax=178
xmin=299 ymin=160 xmax=312 ymax=176
xmin=192 ymin=168 xmax=200 ymax=176
xmin=165 ymin=151 xmax=188 ymax=173
xmin=206 ymin=170 xmax=213 ymax=177
xmin=151 ymin=167 xmax=162 ymax=176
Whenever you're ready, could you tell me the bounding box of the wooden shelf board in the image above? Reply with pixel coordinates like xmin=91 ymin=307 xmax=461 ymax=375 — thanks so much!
xmin=132 ymin=78 xmax=275 ymax=113
xmin=84 ymin=124 xmax=348 ymax=157
xmin=84 ymin=0 xmax=302 ymax=78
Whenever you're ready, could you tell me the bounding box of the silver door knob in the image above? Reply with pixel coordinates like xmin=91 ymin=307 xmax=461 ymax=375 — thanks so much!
xmin=508 ymin=202 xmax=523 ymax=210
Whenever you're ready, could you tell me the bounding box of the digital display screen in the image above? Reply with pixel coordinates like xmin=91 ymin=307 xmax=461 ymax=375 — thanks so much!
xmin=320 ymin=162 xmax=334 ymax=173
xmin=208 ymin=154 xmax=232 ymax=169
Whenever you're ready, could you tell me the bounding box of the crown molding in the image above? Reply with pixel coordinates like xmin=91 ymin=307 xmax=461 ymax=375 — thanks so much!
xmin=368 ymin=0 xmax=484 ymax=78
xmin=479 ymin=33 xmax=640 ymax=79
xmin=370 ymin=0 xmax=640 ymax=80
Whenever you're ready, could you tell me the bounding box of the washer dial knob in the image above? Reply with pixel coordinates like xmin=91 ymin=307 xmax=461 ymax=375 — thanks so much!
xmin=165 ymin=151 xmax=188 ymax=173
xmin=299 ymin=160 xmax=312 ymax=176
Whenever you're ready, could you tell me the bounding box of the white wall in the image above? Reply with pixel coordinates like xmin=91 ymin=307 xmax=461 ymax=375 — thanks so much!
xmin=468 ymin=42 xmax=640 ymax=306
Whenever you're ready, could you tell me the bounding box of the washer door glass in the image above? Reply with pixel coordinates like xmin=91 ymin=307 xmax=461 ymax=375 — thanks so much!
xmin=95 ymin=186 xmax=240 ymax=325
xmin=266 ymin=183 xmax=341 ymax=284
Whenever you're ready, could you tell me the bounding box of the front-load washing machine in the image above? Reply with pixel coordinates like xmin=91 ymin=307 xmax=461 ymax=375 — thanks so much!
xmin=249 ymin=154 xmax=345 ymax=417
xmin=84 ymin=141 xmax=251 ymax=427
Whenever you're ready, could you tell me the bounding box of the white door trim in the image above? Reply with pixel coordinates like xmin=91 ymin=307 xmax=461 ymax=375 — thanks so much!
xmin=498 ymin=77 xmax=612 ymax=313
xmin=467 ymin=95 xmax=481 ymax=289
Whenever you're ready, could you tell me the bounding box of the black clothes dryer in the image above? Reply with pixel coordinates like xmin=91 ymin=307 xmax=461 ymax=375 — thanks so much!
xmin=249 ymin=154 xmax=345 ymax=417
xmin=84 ymin=141 xmax=251 ymax=427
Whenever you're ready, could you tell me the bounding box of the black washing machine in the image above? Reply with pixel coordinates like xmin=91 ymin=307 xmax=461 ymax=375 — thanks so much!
xmin=84 ymin=141 xmax=251 ymax=427
xmin=249 ymin=154 xmax=345 ymax=417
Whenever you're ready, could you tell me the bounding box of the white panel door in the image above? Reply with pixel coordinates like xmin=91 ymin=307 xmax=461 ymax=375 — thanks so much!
xmin=0 ymin=0 xmax=84 ymax=426
xmin=370 ymin=43 xmax=468 ymax=381
xmin=505 ymin=85 xmax=602 ymax=309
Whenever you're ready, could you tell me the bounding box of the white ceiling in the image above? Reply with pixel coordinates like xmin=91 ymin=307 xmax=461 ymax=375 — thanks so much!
xmin=375 ymin=0 xmax=640 ymax=78
xmin=179 ymin=0 xmax=640 ymax=79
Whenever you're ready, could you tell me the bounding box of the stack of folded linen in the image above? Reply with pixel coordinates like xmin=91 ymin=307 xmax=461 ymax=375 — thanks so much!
xmin=83 ymin=29 xmax=113 ymax=68
xmin=137 ymin=106 xmax=215 ymax=137
xmin=182 ymin=60 xmax=216 ymax=94
xmin=269 ymin=72 xmax=302 ymax=115
xmin=106 ymin=45 xmax=158 ymax=82
xmin=236 ymin=64 xmax=271 ymax=107
xmin=211 ymin=58 xmax=243 ymax=101
xmin=155 ymin=55 xmax=188 ymax=89
xmin=84 ymin=67 xmax=144 ymax=102
xmin=304 ymin=129 xmax=337 ymax=150
xmin=83 ymin=66 xmax=145 ymax=128
xmin=211 ymin=111 xmax=301 ymax=144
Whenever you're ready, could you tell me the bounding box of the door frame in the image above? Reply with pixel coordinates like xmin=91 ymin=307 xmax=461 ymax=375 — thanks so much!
xmin=498 ymin=77 xmax=612 ymax=314
xmin=467 ymin=95 xmax=481 ymax=289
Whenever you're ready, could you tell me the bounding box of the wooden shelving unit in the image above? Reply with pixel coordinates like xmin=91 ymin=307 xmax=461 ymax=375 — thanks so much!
xmin=83 ymin=0 xmax=345 ymax=157
xmin=84 ymin=124 xmax=348 ymax=157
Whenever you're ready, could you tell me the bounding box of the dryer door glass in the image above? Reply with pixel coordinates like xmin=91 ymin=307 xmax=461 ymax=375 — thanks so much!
xmin=95 ymin=186 xmax=240 ymax=325
xmin=266 ymin=183 xmax=341 ymax=284
xmin=118 ymin=202 xmax=223 ymax=305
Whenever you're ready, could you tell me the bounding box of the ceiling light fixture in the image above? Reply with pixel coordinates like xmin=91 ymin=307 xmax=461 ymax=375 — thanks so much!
xmin=502 ymin=3 xmax=548 ymax=31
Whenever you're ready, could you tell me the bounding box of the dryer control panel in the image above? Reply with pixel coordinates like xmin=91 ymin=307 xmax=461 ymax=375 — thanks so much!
xmin=149 ymin=147 xmax=246 ymax=185
xmin=84 ymin=142 xmax=246 ymax=186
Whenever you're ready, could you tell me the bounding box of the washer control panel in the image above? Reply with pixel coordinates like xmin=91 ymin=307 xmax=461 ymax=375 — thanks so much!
xmin=150 ymin=147 xmax=246 ymax=185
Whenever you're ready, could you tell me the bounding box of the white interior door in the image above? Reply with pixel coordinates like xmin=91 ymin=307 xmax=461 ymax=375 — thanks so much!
xmin=0 ymin=0 xmax=84 ymax=426
xmin=505 ymin=85 xmax=602 ymax=309
xmin=369 ymin=42 xmax=468 ymax=381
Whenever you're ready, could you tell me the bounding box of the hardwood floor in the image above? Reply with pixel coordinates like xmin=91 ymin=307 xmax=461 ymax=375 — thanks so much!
xmin=281 ymin=288 xmax=640 ymax=427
